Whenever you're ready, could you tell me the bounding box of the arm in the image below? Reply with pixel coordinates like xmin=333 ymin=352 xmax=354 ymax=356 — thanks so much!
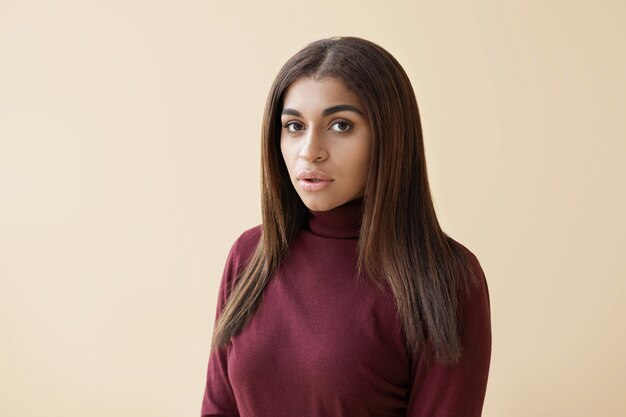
xmin=200 ymin=226 xmax=262 ymax=416
xmin=200 ymin=238 xmax=243 ymax=417
xmin=406 ymin=250 xmax=492 ymax=416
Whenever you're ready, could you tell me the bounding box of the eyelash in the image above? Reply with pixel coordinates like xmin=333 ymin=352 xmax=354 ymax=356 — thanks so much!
xmin=282 ymin=119 xmax=354 ymax=134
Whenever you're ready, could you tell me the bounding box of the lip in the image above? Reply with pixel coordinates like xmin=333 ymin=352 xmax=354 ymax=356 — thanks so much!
xmin=298 ymin=178 xmax=332 ymax=191
xmin=296 ymin=169 xmax=333 ymax=181
xmin=296 ymin=169 xmax=334 ymax=192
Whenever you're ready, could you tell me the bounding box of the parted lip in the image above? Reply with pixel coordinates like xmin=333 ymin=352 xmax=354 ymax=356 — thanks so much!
xmin=297 ymin=169 xmax=334 ymax=181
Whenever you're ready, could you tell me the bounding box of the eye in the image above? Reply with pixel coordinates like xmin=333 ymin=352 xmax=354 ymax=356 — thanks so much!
xmin=282 ymin=121 xmax=305 ymax=133
xmin=330 ymin=119 xmax=353 ymax=133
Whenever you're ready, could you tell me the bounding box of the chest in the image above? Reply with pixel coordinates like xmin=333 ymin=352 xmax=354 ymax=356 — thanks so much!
xmin=227 ymin=250 xmax=411 ymax=415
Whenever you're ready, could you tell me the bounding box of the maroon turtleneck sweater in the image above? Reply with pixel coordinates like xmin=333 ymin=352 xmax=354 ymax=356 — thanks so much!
xmin=200 ymin=197 xmax=491 ymax=416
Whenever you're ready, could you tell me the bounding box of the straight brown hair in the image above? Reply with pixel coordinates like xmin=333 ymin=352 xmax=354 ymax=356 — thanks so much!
xmin=211 ymin=36 xmax=480 ymax=364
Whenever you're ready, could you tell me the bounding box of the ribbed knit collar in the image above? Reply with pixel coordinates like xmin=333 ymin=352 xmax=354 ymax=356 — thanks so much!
xmin=305 ymin=197 xmax=364 ymax=239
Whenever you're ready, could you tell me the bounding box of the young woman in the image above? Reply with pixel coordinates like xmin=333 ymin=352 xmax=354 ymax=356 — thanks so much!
xmin=200 ymin=36 xmax=491 ymax=417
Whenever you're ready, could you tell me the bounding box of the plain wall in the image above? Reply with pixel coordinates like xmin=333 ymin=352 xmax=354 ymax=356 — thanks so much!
xmin=1 ymin=0 xmax=624 ymax=416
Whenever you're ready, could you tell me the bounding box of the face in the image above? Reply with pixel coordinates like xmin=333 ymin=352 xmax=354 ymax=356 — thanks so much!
xmin=279 ymin=76 xmax=372 ymax=212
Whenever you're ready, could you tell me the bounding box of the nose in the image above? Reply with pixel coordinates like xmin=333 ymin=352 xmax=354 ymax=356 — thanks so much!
xmin=298 ymin=128 xmax=328 ymax=162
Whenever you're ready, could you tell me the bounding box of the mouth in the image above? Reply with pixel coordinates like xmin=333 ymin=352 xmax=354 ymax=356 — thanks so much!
xmin=297 ymin=169 xmax=333 ymax=182
xmin=301 ymin=178 xmax=332 ymax=183
xmin=297 ymin=177 xmax=333 ymax=191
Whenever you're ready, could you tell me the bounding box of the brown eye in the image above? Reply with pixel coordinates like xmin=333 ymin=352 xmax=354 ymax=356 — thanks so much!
xmin=330 ymin=120 xmax=353 ymax=133
xmin=283 ymin=121 xmax=304 ymax=133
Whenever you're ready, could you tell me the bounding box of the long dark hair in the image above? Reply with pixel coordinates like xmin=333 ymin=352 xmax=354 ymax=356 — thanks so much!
xmin=211 ymin=36 xmax=480 ymax=364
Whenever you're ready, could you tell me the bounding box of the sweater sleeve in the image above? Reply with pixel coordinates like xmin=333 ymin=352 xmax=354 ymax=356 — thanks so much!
xmin=406 ymin=249 xmax=492 ymax=417
xmin=200 ymin=228 xmax=259 ymax=417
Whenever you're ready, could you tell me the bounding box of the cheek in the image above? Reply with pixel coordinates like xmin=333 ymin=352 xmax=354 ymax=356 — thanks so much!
xmin=353 ymin=141 xmax=371 ymax=179
xmin=343 ymin=153 xmax=369 ymax=185
xmin=279 ymin=140 xmax=295 ymax=173
xmin=355 ymin=162 xmax=369 ymax=184
xmin=279 ymin=139 xmax=288 ymax=162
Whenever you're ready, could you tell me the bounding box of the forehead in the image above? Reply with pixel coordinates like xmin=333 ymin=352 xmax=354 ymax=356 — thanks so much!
xmin=281 ymin=76 xmax=363 ymax=111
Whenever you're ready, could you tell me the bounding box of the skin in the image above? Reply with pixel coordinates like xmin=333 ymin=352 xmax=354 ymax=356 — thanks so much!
xmin=279 ymin=76 xmax=372 ymax=212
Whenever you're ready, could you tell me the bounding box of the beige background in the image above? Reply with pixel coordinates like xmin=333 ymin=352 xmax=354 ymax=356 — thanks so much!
xmin=1 ymin=1 xmax=624 ymax=416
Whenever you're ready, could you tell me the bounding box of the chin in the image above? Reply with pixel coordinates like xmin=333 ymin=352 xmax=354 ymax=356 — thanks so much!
xmin=300 ymin=195 xmax=347 ymax=212
xmin=303 ymin=200 xmax=330 ymax=212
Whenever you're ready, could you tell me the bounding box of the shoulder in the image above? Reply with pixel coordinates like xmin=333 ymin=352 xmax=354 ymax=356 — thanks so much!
xmin=216 ymin=224 xmax=262 ymax=306
xmin=446 ymin=238 xmax=492 ymax=364
xmin=447 ymin=237 xmax=490 ymax=307
xmin=448 ymin=238 xmax=486 ymax=282
xmin=225 ymin=224 xmax=263 ymax=270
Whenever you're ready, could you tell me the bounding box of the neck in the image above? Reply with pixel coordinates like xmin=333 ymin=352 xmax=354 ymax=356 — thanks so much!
xmin=305 ymin=197 xmax=364 ymax=239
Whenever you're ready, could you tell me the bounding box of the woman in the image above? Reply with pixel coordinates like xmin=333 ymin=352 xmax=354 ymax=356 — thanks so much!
xmin=201 ymin=36 xmax=491 ymax=417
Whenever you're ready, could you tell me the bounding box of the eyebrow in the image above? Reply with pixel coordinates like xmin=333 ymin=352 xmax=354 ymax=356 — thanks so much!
xmin=281 ymin=104 xmax=364 ymax=118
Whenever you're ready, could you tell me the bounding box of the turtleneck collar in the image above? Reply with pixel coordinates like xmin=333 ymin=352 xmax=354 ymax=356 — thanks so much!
xmin=305 ymin=197 xmax=364 ymax=239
